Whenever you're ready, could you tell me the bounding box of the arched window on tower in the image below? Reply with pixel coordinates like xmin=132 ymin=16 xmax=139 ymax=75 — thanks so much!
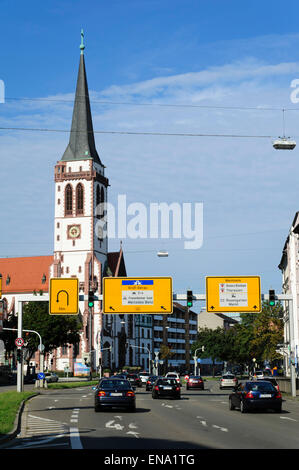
xmin=76 ymin=183 xmax=84 ymax=215
xmin=65 ymin=184 xmax=73 ymax=216
xmin=96 ymin=184 xmax=101 ymax=218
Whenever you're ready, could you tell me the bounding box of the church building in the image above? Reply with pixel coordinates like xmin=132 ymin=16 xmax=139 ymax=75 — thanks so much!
xmin=0 ymin=34 xmax=131 ymax=373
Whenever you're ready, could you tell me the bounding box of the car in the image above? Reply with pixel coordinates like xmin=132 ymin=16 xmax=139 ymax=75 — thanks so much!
xmin=165 ymin=372 xmax=181 ymax=384
xmin=186 ymin=375 xmax=204 ymax=390
xmin=44 ymin=372 xmax=59 ymax=383
xmin=229 ymin=380 xmax=282 ymax=413
xmin=138 ymin=372 xmax=150 ymax=385
xmin=94 ymin=378 xmax=136 ymax=412
xmin=220 ymin=373 xmax=238 ymax=390
xmin=126 ymin=373 xmax=142 ymax=388
xmin=152 ymin=378 xmax=181 ymax=399
xmin=254 ymin=370 xmax=264 ymax=379
xmin=145 ymin=375 xmax=160 ymax=391
xmin=257 ymin=376 xmax=280 ymax=391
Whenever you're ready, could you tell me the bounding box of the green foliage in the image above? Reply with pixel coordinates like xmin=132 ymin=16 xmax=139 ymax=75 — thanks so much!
xmin=22 ymin=301 xmax=82 ymax=360
xmin=193 ymin=301 xmax=284 ymax=367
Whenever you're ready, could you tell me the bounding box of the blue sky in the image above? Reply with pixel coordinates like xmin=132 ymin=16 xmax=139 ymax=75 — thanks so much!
xmin=1 ymin=0 xmax=299 ymax=308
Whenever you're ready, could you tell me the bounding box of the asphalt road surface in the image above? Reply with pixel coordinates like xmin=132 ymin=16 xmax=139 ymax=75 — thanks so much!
xmin=1 ymin=381 xmax=299 ymax=450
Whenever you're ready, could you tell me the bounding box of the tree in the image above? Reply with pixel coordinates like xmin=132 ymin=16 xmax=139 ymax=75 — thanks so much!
xmin=22 ymin=301 xmax=82 ymax=368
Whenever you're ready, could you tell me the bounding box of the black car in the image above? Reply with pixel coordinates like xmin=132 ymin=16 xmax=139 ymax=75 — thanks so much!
xmin=127 ymin=373 xmax=142 ymax=387
xmin=152 ymin=378 xmax=181 ymax=399
xmin=229 ymin=380 xmax=282 ymax=413
xmin=94 ymin=378 xmax=136 ymax=412
xmin=145 ymin=375 xmax=160 ymax=391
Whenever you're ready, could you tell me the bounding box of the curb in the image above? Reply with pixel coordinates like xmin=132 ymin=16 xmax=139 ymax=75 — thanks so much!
xmin=0 ymin=392 xmax=40 ymax=445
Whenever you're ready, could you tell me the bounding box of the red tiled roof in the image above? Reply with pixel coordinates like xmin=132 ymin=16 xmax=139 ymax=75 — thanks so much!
xmin=0 ymin=256 xmax=53 ymax=294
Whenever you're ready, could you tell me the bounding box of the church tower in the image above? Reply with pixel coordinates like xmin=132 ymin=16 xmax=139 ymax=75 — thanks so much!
xmin=51 ymin=31 xmax=109 ymax=367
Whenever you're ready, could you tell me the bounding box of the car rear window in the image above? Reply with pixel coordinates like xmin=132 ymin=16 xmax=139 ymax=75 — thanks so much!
xmin=222 ymin=375 xmax=235 ymax=379
xmin=190 ymin=376 xmax=202 ymax=379
xmin=101 ymin=380 xmax=130 ymax=389
xmin=159 ymin=379 xmax=177 ymax=385
xmin=167 ymin=374 xmax=177 ymax=378
xmin=247 ymin=382 xmax=275 ymax=392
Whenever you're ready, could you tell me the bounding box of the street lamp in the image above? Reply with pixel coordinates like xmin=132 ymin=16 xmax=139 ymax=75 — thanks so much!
xmin=129 ymin=344 xmax=151 ymax=375
xmin=193 ymin=346 xmax=204 ymax=376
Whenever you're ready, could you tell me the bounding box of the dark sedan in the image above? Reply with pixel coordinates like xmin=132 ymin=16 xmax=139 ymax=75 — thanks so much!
xmin=229 ymin=380 xmax=282 ymax=413
xmin=152 ymin=378 xmax=181 ymax=399
xmin=145 ymin=375 xmax=160 ymax=391
xmin=94 ymin=378 xmax=136 ymax=412
xmin=127 ymin=373 xmax=142 ymax=388
xmin=186 ymin=375 xmax=204 ymax=390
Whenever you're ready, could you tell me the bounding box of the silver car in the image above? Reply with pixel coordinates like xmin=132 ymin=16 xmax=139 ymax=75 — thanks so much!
xmin=219 ymin=374 xmax=238 ymax=390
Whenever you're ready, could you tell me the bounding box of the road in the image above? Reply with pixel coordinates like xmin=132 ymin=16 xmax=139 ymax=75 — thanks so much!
xmin=1 ymin=380 xmax=299 ymax=451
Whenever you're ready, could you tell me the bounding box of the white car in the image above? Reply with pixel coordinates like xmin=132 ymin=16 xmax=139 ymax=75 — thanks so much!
xmin=138 ymin=372 xmax=150 ymax=384
xmin=165 ymin=372 xmax=181 ymax=384
xmin=254 ymin=370 xmax=264 ymax=379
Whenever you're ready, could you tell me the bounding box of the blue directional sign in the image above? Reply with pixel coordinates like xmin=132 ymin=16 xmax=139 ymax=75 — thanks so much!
xmin=37 ymin=373 xmax=45 ymax=380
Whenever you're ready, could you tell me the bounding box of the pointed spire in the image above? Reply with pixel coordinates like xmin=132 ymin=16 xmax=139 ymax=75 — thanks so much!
xmin=61 ymin=31 xmax=101 ymax=164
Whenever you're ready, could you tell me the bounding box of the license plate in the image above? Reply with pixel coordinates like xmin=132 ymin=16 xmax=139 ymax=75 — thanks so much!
xmin=260 ymin=394 xmax=272 ymax=398
xmin=163 ymin=386 xmax=172 ymax=390
xmin=110 ymin=393 xmax=122 ymax=396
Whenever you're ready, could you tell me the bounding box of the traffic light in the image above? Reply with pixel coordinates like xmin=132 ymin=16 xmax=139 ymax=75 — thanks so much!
xmin=269 ymin=289 xmax=275 ymax=307
xmin=16 ymin=349 xmax=22 ymax=362
xmin=187 ymin=290 xmax=193 ymax=308
xmin=88 ymin=290 xmax=94 ymax=308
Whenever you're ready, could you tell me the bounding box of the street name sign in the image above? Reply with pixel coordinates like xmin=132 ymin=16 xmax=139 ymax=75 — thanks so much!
xmin=206 ymin=276 xmax=261 ymax=313
xmin=103 ymin=277 xmax=173 ymax=314
xmin=49 ymin=278 xmax=79 ymax=315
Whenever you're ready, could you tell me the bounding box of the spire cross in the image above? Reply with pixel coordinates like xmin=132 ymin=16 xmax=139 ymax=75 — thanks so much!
xmin=80 ymin=29 xmax=85 ymax=54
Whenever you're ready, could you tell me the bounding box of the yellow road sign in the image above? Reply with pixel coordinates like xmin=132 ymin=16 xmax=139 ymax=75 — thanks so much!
xmin=206 ymin=276 xmax=261 ymax=313
xmin=103 ymin=277 xmax=173 ymax=314
xmin=49 ymin=278 xmax=79 ymax=315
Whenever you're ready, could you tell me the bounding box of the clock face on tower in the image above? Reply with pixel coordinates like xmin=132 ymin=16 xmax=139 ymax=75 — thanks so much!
xmin=68 ymin=225 xmax=81 ymax=239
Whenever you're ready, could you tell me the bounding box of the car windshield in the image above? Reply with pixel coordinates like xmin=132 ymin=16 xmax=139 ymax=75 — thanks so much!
xmin=100 ymin=380 xmax=130 ymax=389
xmin=247 ymin=382 xmax=275 ymax=392
xmin=159 ymin=379 xmax=177 ymax=385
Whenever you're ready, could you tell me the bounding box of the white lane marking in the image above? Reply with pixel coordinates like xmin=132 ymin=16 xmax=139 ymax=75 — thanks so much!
xmin=105 ymin=420 xmax=124 ymax=431
xmin=114 ymin=416 xmax=123 ymax=420
xmin=199 ymin=420 xmax=208 ymax=427
xmin=70 ymin=427 xmax=83 ymax=449
xmin=212 ymin=425 xmax=228 ymax=432
xmin=280 ymin=416 xmax=297 ymax=422
xmin=126 ymin=431 xmax=140 ymax=438
xmin=129 ymin=423 xmax=138 ymax=429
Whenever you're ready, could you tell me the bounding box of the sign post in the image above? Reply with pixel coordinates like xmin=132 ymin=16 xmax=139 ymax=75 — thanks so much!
xmin=103 ymin=277 xmax=173 ymax=314
xmin=49 ymin=278 xmax=79 ymax=315
xmin=206 ymin=276 xmax=261 ymax=313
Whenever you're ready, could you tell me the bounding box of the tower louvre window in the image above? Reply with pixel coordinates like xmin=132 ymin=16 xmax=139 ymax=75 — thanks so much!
xmin=76 ymin=183 xmax=84 ymax=215
xmin=65 ymin=184 xmax=73 ymax=216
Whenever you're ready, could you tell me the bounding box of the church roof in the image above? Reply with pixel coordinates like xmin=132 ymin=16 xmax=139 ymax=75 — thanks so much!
xmin=61 ymin=33 xmax=102 ymax=164
xmin=0 ymin=255 xmax=53 ymax=294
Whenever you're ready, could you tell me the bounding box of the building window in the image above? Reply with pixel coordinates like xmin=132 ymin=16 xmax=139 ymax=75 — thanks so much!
xmin=76 ymin=183 xmax=84 ymax=215
xmin=65 ymin=184 xmax=73 ymax=216
xmin=57 ymin=222 xmax=60 ymax=228
xmin=66 ymin=267 xmax=69 ymax=274
xmin=58 ymin=185 xmax=61 ymax=192
xmin=78 ymin=266 xmax=82 ymax=273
